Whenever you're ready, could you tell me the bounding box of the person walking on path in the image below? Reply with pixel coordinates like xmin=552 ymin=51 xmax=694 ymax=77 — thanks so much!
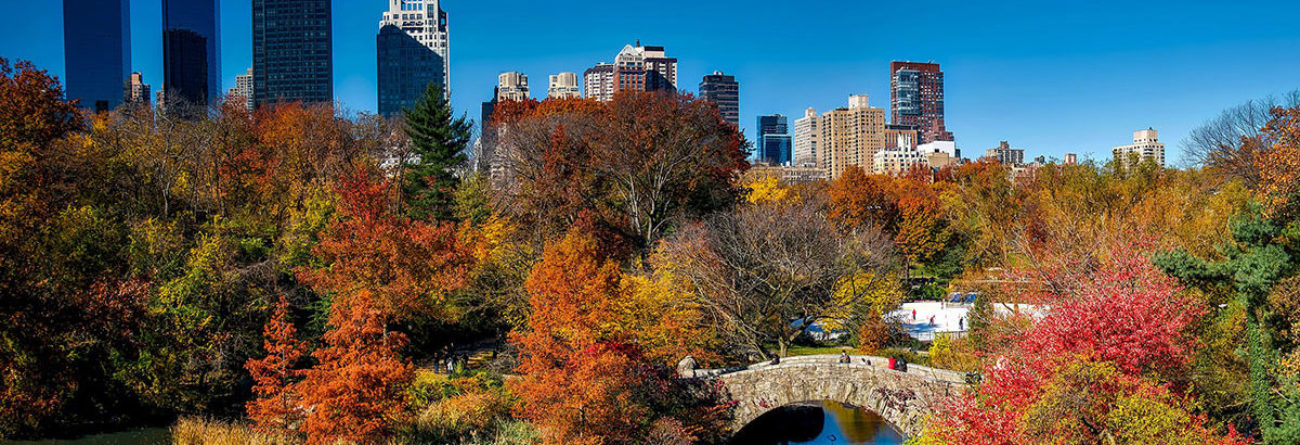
xmin=959 ymin=317 xmax=965 ymax=330
xmin=912 ymin=309 xmax=917 ymax=320
xmin=930 ymin=315 xmax=935 ymax=326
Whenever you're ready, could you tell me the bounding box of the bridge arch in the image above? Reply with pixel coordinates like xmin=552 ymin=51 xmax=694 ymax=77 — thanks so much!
xmin=682 ymin=354 xmax=969 ymax=437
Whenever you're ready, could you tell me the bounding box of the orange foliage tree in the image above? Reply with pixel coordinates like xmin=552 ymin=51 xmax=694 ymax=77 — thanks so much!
xmin=1256 ymin=107 xmax=1300 ymax=215
xmin=244 ymin=296 xmax=306 ymax=437
xmin=295 ymin=291 xmax=413 ymax=445
xmin=511 ymin=220 xmax=725 ymax=444
xmin=827 ymin=166 xmax=899 ymax=232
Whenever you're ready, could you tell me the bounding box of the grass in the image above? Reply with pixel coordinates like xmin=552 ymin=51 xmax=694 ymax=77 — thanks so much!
xmin=171 ymin=417 xmax=293 ymax=445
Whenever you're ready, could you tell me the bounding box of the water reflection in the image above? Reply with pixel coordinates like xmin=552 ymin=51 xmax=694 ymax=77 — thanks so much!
xmin=2 ymin=428 xmax=170 ymax=445
xmin=731 ymin=401 xmax=904 ymax=445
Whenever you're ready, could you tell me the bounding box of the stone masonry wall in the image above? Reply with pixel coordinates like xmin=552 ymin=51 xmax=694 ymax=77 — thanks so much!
xmin=688 ymin=355 xmax=968 ymax=437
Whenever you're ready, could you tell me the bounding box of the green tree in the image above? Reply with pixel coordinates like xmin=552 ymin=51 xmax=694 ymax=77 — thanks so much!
xmin=402 ymin=83 xmax=471 ymax=221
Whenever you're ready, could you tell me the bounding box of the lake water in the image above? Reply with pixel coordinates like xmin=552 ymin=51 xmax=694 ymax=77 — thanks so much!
xmin=2 ymin=428 xmax=170 ymax=445
xmin=730 ymin=400 xmax=905 ymax=445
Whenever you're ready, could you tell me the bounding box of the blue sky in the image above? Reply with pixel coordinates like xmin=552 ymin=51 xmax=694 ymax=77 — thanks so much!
xmin=2 ymin=0 xmax=1299 ymax=165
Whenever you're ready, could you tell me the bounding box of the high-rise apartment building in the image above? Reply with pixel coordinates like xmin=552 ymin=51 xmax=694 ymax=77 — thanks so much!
xmin=377 ymin=0 xmax=449 ymax=117
xmin=226 ymin=68 xmax=254 ymax=111
xmin=793 ymin=108 xmax=819 ymax=166
xmin=699 ymin=71 xmax=739 ymax=128
xmin=890 ymin=61 xmax=953 ymax=144
xmin=1113 ymin=128 xmax=1166 ymax=168
xmin=162 ymin=0 xmax=221 ymax=107
xmin=756 ymin=114 xmax=792 ymax=165
xmin=612 ymin=44 xmax=677 ymax=96
xmin=583 ymin=63 xmax=614 ymax=102
xmin=63 ymin=0 xmax=130 ymax=112
xmin=496 ymin=72 xmax=529 ymax=102
xmin=253 ymin=0 xmax=333 ymax=107
xmin=126 ymin=72 xmax=151 ymax=107
xmin=818 ymin=95 xmax=887 ymax=179
xmin=548 ymin=73 xmax=580 ymax=99
xmin=984 ymin=141 xmax=1025 ymax=165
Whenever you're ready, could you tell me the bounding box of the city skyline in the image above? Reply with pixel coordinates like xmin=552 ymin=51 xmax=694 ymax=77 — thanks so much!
xmin=7 ymin=0 xmax=1300 ymax=164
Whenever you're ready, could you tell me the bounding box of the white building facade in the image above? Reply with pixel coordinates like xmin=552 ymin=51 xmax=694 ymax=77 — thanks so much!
xmin=793 ymin=108 xmax=819 ymax=167
xmin=1113 ymin=128 xmax=1166 ymax=168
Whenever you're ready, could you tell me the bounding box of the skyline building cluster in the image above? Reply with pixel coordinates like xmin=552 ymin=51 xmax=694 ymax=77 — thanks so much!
xmin=57 ymin=3 xmax=1164 ymax=173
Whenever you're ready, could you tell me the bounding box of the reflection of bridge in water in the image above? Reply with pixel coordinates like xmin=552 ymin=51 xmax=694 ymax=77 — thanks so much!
xmin=679 ymin=354 xmax=970 ymax=437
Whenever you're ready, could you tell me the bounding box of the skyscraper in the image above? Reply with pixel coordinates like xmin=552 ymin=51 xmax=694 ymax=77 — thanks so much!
xmin=377 ymin=0 xmax=449 ymax=117
xmin=890 ymin=61 xmax=953 ymax=144
xmin=163 ymin=0 xmax=221 ymax=107
xmin=819 ymin=95 xmax=886 ymax=179
xmin=757 ymin=114 xmax=792 ymax=165
xmin=226 ymin=68 xmax=254 ymax=111
xmin=793 ymin=108 xmax=818 ymax=166
xmin=548 ymin=73 xmax=580 ymax=99
xmin=699 ymin=71 xmax=739 ymax=128
xmin=63 ymin=0 xmax=130 ymax=112
xmin=253 ymin=0 xmax=333 ymax=107
xmin=126 ymin=72 xmax=151 ymax=107
xmin=496 ymin=72 xmax=529 ymax=101
xmin=583 ymin=63 xmax=614 ymax=102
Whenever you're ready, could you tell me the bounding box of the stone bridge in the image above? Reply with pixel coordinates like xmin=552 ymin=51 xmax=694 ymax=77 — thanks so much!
xmin=680 ymin=354 xmax=971 ymax=437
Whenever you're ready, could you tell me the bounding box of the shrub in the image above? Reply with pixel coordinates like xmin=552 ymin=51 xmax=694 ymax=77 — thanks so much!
xmin=171 ymin=417 xmax=293 ymax=445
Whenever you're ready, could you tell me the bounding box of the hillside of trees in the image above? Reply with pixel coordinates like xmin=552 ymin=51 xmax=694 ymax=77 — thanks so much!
xmin=3 ymin=57 xmax=1300 ymax=444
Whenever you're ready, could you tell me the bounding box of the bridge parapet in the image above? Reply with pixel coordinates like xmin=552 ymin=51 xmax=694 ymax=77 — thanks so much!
xmin=685 ymin=354 xmax=970 ymax=437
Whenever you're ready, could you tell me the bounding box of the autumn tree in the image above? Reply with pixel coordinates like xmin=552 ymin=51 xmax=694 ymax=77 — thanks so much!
xmin=495 ymin=92 xmax=749 ymax=247
xmin=826 ymin=166 xmax=899 ymax=232
xmin=403 ymin=83 xmax=472 ymax=220
xmin=1182 ymin=90 xmax=1299 ymax=182
xmin=655 ymin=200 xmax=894 ymax=358
xmin=245 ymin=296 xmax=306 ymax=437
xmin=295 ymin=291 xmax=413 ymax=445
xmin=924 ymin=243 xmax=1243 ymax=444
xmin=893 ymin=179 xmax=950 ymax=267
xmin=511 ymin=219 xmax=724 ymax=444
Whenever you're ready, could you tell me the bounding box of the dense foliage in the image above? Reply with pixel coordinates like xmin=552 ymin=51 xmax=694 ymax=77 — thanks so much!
xmin=4 ymin=57 xmax=1300 ymax=444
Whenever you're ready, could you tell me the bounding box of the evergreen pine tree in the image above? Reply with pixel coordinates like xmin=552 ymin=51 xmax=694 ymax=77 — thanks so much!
xmin=402 ymin=82 xmax=471 ymax=220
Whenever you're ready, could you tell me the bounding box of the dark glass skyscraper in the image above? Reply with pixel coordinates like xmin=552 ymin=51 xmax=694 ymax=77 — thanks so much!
xmin=63 ymin=0 xmax=130 ymax=112
xmin=162 ymin=0 xmax=221 ymax=107
xmin=377 ymin=0 xmax=449 ymax=118
xmin=757 ymin=114 xmax=792 ymax=165
xmin=253 ymin=0 xmax=334 ymax=107
xmin=699 ymin=71 xmax=739 ymax=128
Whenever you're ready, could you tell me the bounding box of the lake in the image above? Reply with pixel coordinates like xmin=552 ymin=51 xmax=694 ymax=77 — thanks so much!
xmin=730 ymin=400 xmax=905 ymax=445
xmin=2 ymin=428 xmax=170 ymax=445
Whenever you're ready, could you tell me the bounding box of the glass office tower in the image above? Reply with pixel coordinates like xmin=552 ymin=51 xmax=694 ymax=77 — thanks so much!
xmin=162 ymin=0 xmax=221 ymax=107
xmin=63 ymin=0 xmax=130 ymax=112
xmin=757 ymin=114 xmax=792 ymax=165
xmin=253 ymin=0 xmax=334 ymax=107
xmin=377 ymin=0 xmax=449 ymax=117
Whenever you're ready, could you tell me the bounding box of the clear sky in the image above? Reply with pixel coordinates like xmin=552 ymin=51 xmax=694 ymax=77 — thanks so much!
xmin=3 ymin=0 xmax=1299 ymax=165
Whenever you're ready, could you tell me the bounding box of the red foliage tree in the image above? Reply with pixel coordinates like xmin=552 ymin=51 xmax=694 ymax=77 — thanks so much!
xmin=245 ymin=295 xmax=306 ymax=436
xmin=926 ymin=243 xmax=1242 ymax=444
